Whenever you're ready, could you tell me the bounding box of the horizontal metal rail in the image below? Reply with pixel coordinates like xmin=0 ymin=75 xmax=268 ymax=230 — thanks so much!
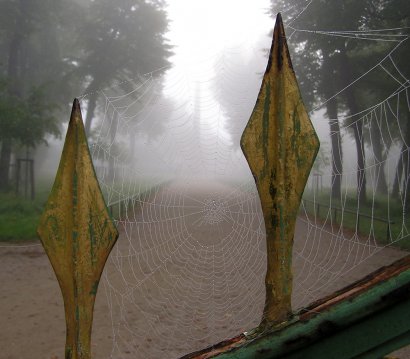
xmin=302 ymin=198 xmax=395 ymax=241
xmin=183 ymin=254 xmax=410 ymax=359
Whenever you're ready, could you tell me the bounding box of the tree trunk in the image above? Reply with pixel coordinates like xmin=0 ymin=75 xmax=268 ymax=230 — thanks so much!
xmin=0 ymin=0 xmax=27 ymax=191
xmin=108 ymin=112 xmax=118 ymax=181
xmin=85 ymin=92 xmax=98 ymax=135
xmin=352 ymin=117 xmax=367 ymax=205
xmin=339 ymin=46 xmax=367 ymax=205
xmin=370 ymin=120 xmax=388 ymax=195
xmin=404 ymin=118 xmax=410 ymax=212
xmin=404 ymin=150 xmax=410 ymax=212
xmin=392 ymin=143 xmax=406 ymax=199
xmin=322 ymin=50 xmax=343 ymax=200
xmin=0 ymin=140 xmax=12 ymax=191
xmin=328 ymin=110 xmax=343 ymax=200
xmin=7 ymin=1 xmax=27 ymax=96
xmin=129 ymin=132 xmax=136 ymax=165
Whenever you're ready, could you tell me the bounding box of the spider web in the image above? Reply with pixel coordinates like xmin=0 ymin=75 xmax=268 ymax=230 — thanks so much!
xmin=76 ymin=1 xmax=410 ymax=357
xmin=80 ymin=66 xmax=268 ymax=358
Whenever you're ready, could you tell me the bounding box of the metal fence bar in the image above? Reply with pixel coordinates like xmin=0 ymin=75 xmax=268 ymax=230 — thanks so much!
xmin=240 ymin=13 xmax=319 ymax=327
xmin=37 ymin=99 xmax=118 ymax=359
xmin=34 ymin=11 xmax=408 ymax=359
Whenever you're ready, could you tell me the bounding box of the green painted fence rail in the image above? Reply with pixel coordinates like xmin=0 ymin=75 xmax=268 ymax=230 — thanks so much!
xmin=183 ymin=254 xmax=410 ymax=359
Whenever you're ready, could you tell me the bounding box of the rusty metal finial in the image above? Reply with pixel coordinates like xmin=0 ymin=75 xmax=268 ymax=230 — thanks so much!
xmin=241 ymin=13 xmax=319 ymax=326
xmin=37 ymin=99 xmax=119 ymax=359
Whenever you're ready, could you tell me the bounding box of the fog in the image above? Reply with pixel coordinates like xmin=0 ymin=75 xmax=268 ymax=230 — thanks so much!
xmin=2 ymin=1 xmax=410 ymax=358
xmin=1 ymin=0 xmax=404 ymax=203
xmin=34 ymin=0 xmax=274 ymax=193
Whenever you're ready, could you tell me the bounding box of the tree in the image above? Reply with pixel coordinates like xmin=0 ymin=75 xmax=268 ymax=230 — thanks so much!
xmin=270 ymin=0 xmax=346 ymax=201
xmin=73 ymin=0 xmax=172 ymax=134
xmin=322 ymin=47 xmax=343 ymax=199
xmin=377 ymin=0 xmax=410 ymax=209
xmin=0 ymin=0 xmax=80 ymax=190
xmin=0 ymin=80 xmax=60 ymax=146
xmin=0 ymin=0 xmax=31 ymax=190
xmin=271 ymin=0 xmax=409 ymax=205
xmin=212 ymin=24 xmax=319 ymax=151
xmin=0 ymin=0 xmax=171 ymax=191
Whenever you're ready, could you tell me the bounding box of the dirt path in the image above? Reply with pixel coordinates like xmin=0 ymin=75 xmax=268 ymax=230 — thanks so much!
xmin=0 ymin=181 xmax=408 ymax=358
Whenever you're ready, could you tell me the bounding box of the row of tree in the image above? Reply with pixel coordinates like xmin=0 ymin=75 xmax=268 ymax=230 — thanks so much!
xmin=270 ymin=0 xmax=410 ymax=208
xmin=0 ymin=0 xmax=171 ymax=191
xmin=1 ymin=0 xmax=408 ymax=210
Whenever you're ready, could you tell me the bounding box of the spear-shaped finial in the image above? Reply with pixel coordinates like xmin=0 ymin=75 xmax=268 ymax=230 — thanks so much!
xmin=37 ymin=99 xmax=119 ymax=358
xmin=241 ymin=13 xmax=319 ymax=326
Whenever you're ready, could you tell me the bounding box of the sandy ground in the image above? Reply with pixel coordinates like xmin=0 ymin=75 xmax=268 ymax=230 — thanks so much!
xmin=1 ymin=181 xmax=409 ymax=359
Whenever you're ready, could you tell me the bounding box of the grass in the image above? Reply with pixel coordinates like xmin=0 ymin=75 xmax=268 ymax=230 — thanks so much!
xmin=107 ymin=180 xmax=170 ymax=219
xmin=0 ymin=177 xmax=168 ymax=242
xmin=302 ymin=188 xmax=410 ymax=251
xmin=2 ymin=179 xmax=409 ymax=252
xmin=0 ymin=189 xmax=49 ymax=242
xmin=0 ymin=179 xmax=55 ymax=242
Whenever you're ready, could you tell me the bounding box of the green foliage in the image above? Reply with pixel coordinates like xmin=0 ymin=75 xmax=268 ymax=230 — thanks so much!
xmin=74 ymin=0 xmax=172 ymax=132
xmin=0 ymin=80 xmax=25 ymax=140
xmin=78 ymin=0 xmax=171 ymax=86
xmin=272 ymin=0 xmax=409 ymax=205
xmin=22 ymin=86 xmax=60 ymax=147
xmin=0 ymin=80 xmax=60 ymax=147
xmin=0 ymin=0 xmax=172 ymax=190
xmin=0 ymin=179 xmax=163 ymax=242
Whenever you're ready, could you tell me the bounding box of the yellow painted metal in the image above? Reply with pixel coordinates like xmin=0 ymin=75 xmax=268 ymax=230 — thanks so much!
xmin=241 ymin=13 xmax=319 ymax=325
xmin=37 ymin=99 xmax=119 ymax=359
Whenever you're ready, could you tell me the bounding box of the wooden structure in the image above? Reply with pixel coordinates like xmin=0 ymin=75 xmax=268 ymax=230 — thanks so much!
xmin=37 ymin=13 xmax=410 ymax=359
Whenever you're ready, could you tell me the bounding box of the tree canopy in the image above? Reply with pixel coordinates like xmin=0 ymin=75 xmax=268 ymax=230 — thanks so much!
xmin=0 ymin=0 xmax=171 ymax=191
xmin=270 ymin=0 xmax=409 ymax=205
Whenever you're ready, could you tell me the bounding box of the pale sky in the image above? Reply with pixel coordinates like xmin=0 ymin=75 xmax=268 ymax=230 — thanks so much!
xmin=166 ymin=0 xmax=273 ymax=63
xmin=163 ymin=0 xmax=273 ymax=147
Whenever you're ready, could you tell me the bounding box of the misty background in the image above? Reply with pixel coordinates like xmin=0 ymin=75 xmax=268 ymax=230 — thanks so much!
xmin=1 ymin=0 xmax=410 ymax=358
xmin=0 ymin=0 xmax=408 ymax=212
